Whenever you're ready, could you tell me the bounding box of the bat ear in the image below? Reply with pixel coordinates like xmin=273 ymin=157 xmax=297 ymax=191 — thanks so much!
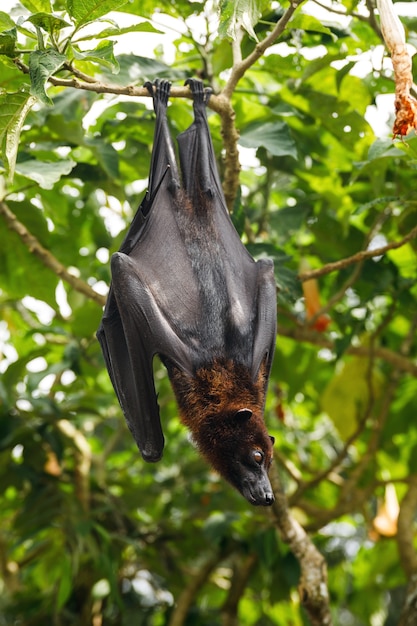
xmin=235 ymin=408 xmax=253 ymax=420
xmin=270 ymin=435 xmax=275 ymax=446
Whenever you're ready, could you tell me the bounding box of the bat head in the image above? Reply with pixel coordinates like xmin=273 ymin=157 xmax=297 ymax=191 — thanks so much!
xmin=194 ymin=407 xmax=275 ymax=507
xmin=223 ymin=408 xmax=275 ymax=506
xmin=168 ymin=361 xmax=275 ymax=506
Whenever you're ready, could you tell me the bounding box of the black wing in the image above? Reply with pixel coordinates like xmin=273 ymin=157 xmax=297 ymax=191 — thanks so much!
xmin=97 ymin=80 xmax=192 ymax=461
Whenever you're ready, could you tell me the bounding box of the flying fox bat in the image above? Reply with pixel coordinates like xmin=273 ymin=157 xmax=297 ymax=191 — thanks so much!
xmin=97 ymin=79 xmax=277 ymax=506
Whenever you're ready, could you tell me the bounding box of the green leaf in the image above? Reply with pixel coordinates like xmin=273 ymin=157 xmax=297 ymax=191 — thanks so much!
xmin=270 ymin=205 xmax=310 ymax=238
xmin=367 ymin=138 xmax=404 ymax=161
xmin=27 ymin=13 xmax=72 ymax=36
xmin=15 ymin=159 xmax=77 ymax=189
xmin=66 ymin=0 xmax=130 ymax=28
xmin=71 ymin=300 xmax=103 ymax=337
xmin=321 ymin=356 xmax=385 ymax=440
xmin=74 ymin=20 xmax=163 ymax=42
xmin=99 ymin=54 xmax=179 ymax=86
xmin=19 ymin=0 xmax=52 ymax=12
xmin=0 ymin=203 xmax=58 ymax=304
xmin=0 ymin=91 xmax=37 ymax=180
xmin=56 ymin=558 xmax=73 ymax=609
xmin=85 ymin=137 xmax=119 ymax=178
xmin=253 ymin=527 xmax=280 ymax=568
xmin=28 ymin=49 xmax=67 ymax=105
xmin=289 ymin=12 xmax=335 ymax=37
xmin=203 ymin=511 xmax=239 ymax=544
xmin=72 ymin=40 xmax=119 ymax=72
xmin=219 ymin=0 xmax=268 ymax=40
xmin=239 ymin=121 xmax=297 ymax=158
xmin=0 ymin=28 xmax=17 ymax=57
xmin=0 ymin=12 xmax=16 ymax=32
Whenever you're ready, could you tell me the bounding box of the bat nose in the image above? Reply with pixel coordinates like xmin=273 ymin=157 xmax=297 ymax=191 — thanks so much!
xmin=264 ymin=491 xmax=274 ymax=505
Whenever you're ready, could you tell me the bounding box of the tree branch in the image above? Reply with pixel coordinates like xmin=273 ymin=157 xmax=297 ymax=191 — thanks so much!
xmin=399 ymin=574 xmax=417 ymax=626
xmin=57 ymin=419 xmax=92 ymax=513
xmin=214 ymin=95 xmax=241 ymax=211
xmin=398 ymin=476 xmax=417 ymax=578
xmin=0 ymin=201 xmax=106 ymax=307
xmin=221 ymin=553 xmax=258 ymax=626
xmin=269 ymin=463 xmax=333 ymax=625
xmin=168 ymin=551 xmax=226 ymax=626
xmin=222 ymin=0 xmax=306 ymax=100
xmin=306 ymin=207 xmax=392 ymax=327
xmin=398 ymin=476 xmax=417 ymax=625
xmin=277 ymin=324 xmax=417 ymax=377
xmin=298 ymin=223 xmax=417 ymax=281
xmin=13 ymin=58 xmax=195 ymax=100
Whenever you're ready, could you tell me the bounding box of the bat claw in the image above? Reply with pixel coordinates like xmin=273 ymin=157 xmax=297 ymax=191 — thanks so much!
xmin=185 ymin=78 xmax=212 ymax=105
xmin=144 ymin=79 xmax=171 ymax=109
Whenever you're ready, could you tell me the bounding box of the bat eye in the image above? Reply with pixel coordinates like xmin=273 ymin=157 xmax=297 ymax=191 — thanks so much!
xmin=252 ymin=450 xmax=263 ymax=464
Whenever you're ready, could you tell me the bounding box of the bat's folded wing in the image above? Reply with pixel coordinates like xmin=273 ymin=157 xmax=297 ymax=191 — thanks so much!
xmin=97 ymin=252 xmax=192 ymax=462
xmin=252 ymin=258 xmax=277 ymax=388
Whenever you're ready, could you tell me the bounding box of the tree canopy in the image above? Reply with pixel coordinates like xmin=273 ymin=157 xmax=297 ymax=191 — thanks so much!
xmin=1 ymin=0 xmax=417 ymax=624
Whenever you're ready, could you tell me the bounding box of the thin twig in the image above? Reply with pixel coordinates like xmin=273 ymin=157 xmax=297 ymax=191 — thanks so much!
xmin=221 ymin=553 xmax=258 ymax=626
xmin=277 ymin=325 xmax=417 ymax=377
xmin=0 ymin=201 xmax=106 ymax=307
xmin=307 ymin=208 xmax=392 ymax=326
xmin=222 ymin=0 xmax=306 ymax=99
xmin=168 ymin=550 xmax=228 ymax=626
xmin=299 ymin=223 xmax=417 ymax=281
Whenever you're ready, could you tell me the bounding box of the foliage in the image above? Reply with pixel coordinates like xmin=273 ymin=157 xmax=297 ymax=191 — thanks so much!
xmin=0 ymin=0 xmax=417 ymax=624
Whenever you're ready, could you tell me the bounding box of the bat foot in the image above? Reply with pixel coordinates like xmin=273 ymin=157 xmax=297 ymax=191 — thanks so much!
xmin=185 ymin=78 xmax=212 ymax=105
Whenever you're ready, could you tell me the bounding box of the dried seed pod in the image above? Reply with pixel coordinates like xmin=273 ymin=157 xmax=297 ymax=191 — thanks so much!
xmin=376 ymin=0 xmax=417 ymax=137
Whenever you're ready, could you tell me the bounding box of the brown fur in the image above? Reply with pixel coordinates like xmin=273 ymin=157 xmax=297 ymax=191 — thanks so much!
xmin=166 ymin=358 xmax=273 ymax=484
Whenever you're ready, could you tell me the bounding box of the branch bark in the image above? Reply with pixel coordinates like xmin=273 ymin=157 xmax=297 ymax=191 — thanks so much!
xmin=269 ymin=463 xmax=333 ymax=625
xmin=399 ymin=574 xmax=417 ymax=626
xmin=298 ymin=222 xmax=417 ymax=281
xmin=222 ymin=0 xmax=306 ymax=99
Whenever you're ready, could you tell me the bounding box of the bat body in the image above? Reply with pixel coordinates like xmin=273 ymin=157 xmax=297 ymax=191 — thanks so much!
xmin=97 ymin=79 xmax=277 ymax=506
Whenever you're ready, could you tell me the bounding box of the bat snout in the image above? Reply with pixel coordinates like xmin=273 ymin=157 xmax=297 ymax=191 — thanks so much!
xmin=240 ymin=472 xmax=275 ymax=507
xmin=253 ymin=483 xmax=275 ymax=506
